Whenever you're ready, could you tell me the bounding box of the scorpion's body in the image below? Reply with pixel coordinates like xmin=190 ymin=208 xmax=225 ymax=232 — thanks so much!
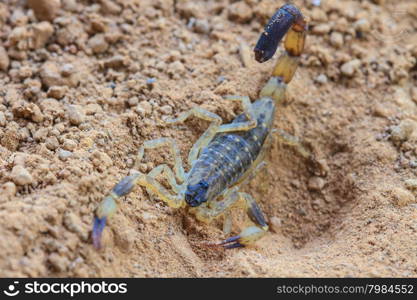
xmin=92 ymin=4 xmax=308 ymax=249
xmin=187 ymin=98 xmax=275 ymax=207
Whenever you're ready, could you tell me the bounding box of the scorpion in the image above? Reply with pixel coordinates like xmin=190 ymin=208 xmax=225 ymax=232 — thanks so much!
xmin=92 ymin=4 xmax=308 ymax=249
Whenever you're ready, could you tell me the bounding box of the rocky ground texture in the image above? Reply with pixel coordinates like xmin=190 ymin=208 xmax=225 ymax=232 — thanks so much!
xmin=0 ymin=0 xmax=416 ymax=277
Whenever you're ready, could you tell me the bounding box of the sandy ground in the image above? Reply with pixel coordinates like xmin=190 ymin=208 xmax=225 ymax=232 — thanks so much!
xmin=0 ymin=0 xmax=416 ymax=277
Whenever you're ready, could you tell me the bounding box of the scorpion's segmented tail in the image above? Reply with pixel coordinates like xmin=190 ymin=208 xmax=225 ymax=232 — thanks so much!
xmin=254 ymin=4 xmax=307 ymax=103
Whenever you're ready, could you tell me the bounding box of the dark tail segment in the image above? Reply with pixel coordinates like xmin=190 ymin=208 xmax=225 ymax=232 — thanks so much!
xmin=254 ymin=4 xmax=306 ymax=63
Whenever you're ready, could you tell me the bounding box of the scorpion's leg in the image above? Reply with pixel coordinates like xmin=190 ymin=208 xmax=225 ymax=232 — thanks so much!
xmin=222 ymin=159 xmax=267 ymax=235
xmin=222 ymin=211 xmax=233 ymax=235
xmin=274 ymin=129 xmax=311 ymax=160
xmin=93 ymin=138 xmax=186 ymax=249
xmin=135 ymin=138 xmax=186 ymax=182
xmin=191 ymin=185 xmax=268 ymax=248
xmin=92 ymin=171 xmax=185 ymax=249
xmin=219 ymin=192 xmax=268 ymax=249
xmin=219 ymin=96 xmax=257 ymax=132
xmin=165 ymin=107 xmax=223 ymax=166
xmin=147 ymin=164 xmax=181 ymax=193
xmin=191 ymin=186 xmax=240 ymax=222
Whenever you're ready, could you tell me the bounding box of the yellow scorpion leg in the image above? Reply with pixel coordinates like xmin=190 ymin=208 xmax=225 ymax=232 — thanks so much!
xmin=219 ymin=192 xmax=268 ymax=249
xmin=191 ymin=187 xmax=240 ymax=223
xmin=219 ymin=95 xmax=257 ymax=132
xmin=93 ymin=138 xmax=186 ymax=249
xmin=191 ymin=184 xmax=268 ymax=248
xmin=135 ymin=138 xmax=186 ymax=182
xmin=165 ymin=107 xmax=223 ymax=167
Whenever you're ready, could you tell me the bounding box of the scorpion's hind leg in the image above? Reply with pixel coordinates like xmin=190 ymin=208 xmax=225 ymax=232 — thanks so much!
xmin=274 ymin=129 xmax=312 ymax=160
xmin=92 ymin=138 xmax=186 ymax=249
xmin=219 ymin=192 xmax=268 ymax=249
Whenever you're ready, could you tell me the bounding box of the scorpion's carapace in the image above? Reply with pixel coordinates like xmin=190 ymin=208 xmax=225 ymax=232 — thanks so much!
xmin=254 ymin=3 xmax=307 ymax=63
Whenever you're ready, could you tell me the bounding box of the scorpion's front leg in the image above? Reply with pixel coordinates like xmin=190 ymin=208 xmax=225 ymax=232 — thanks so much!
xmin=219 ymin=192 xmax=268 ymax=249
xmin=92 ymin=138 xmax=186 ymax=249
xmin=192 ymin=187 xmax=268 ymax=249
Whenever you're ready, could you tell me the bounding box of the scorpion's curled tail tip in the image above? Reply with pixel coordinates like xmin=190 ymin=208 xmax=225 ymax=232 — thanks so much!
xmin=92 ymin=216 xmax=107 ymax=250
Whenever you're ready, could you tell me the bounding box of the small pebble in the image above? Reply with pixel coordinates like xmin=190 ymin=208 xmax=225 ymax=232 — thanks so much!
xmin=269 ymin=216 xmax=282 ymax=233
xmin=67 ymin=105 xmax=85 ymax=126
xmin=45 ymin=136 xmax=59 ymax=150
xmin=48 ymin=253 xmax=69 ymax=272
xmin=353 ymin=19 xmax=371 ymax=33
xmin=314 ymin=74 xmax=328 ymax=84
xmin=404 ymin=179 xmax=417 ymax=191
xmin=32 ymin=21 xmax=54 ymax=49
xmin=308 ymin=176 xmax=326 ymax=191
xmin=88 ymin=34 xmax=108 ymax=54
xmin=312 ymin=24 xmax=331 ymax=35
xmin=60 ymin=63 xmax=74 ymax=77
xmin=127 ymin=97 xmax=139 ymax=107
xmin=28 ymin=0 xmax=61 ymax=21
xmin=47 ymin=86 xmax=67 ymax=99
xmin=193 ymin=19 xmax=211 ymax=34
xmin=103 ymin=55 xmax=125 ymax=68
xmin=340 ymin=59 xmax=361 ymax=77
xmin=160 ymin=105 xmax=173 ymax=115
xmin=136 ymin=101 xmax=152 ymax=116
xmin=330 ymin=32 xmax=344 ymax=48
xmin=11 ymin=165 xmax=33 ymax=185
xmin=228 ymin=2 xmax=253 ymax=23
xmin=239 ymin=43 xmax=252 ymax=67
xmin=58 ymin=149 xmax=72 ymax=160
xmin=390 ymin=119 xmax=417 ymax=144
xmin=146 ymin=78 xmax=156 ymax=85
xmin=0 ymin=112 xmax=6 ymax=127
xmin=373 ymin=103 xmax=390 ymax=118
xmin=1 ymin=182 xmax=17 ymax=199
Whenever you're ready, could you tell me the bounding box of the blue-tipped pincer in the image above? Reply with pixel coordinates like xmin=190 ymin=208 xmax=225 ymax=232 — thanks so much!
xmin=92 ymin=216 xmax=107 ymax=249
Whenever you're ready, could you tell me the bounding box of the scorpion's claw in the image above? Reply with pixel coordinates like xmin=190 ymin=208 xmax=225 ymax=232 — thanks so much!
xmin=91 ymin=193 xmax=119 ymax=250
xmin=219 ymin=235 xmax=245 ymax=249
xmin=92 ymin=216 xmax=107 ymax=249
xmin=218 ymin=226 xmax=267 ymax=249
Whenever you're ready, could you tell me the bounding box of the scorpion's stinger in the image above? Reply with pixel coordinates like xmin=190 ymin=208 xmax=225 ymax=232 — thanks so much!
xmin=254 ymin=3 xmax=306 ymax=64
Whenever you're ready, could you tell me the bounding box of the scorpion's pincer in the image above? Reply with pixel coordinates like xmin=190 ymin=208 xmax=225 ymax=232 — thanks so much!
xmin=218 ymin=226 xmax=268 ymax=249
xmin=92 ymin=194 xmax=117 ymax=249
xmin=92 ymin=174 xmax=138 ymax=249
